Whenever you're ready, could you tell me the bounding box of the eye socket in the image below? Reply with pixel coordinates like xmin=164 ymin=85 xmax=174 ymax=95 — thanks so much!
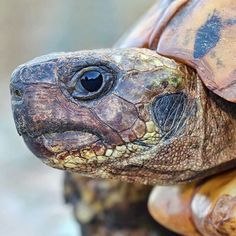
xmin=67 ymin=66 xmax=114 ymax=100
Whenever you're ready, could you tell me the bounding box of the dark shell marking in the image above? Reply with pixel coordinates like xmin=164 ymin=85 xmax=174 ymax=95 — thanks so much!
xmin=194 ymin=12 xmax=236 ymax=60
xmin=194 ymin=12 xmax=222 ymax=59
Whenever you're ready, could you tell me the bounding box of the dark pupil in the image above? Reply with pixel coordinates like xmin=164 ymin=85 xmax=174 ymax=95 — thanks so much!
xmin=80 ymin=71 xmax=103 ymax=92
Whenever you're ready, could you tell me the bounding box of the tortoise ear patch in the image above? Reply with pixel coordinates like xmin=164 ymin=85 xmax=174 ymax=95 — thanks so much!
xmin=152 ymin=93 xmax=196 ymax=138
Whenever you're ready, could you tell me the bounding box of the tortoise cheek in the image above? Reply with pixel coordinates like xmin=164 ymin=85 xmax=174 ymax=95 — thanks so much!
xmin=94 ymin=94 xmax=138 ymax=133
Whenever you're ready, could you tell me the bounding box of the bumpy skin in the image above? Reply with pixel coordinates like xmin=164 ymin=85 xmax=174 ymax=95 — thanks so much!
xmin=11 ymin=48 xmax=236 ymax=185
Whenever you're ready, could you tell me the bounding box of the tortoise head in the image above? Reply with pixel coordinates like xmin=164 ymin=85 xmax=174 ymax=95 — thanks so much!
xmin=10 ymin=48 xmax=236 ymax=185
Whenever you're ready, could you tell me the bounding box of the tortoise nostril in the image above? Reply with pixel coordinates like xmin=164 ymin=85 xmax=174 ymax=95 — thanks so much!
xmin=10 ymin=79 xmax=24 ymax=100
xmin=10 ymin=66 xmax=26 ymax=100
xmin=14 ymin=89 xmax=22 ymax=97
xmin=10 ymin=72 xmax=24 ymax=95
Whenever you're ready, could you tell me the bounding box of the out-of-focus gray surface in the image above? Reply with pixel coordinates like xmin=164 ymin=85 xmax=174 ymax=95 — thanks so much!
xmin=0 ymin=0 xmax=156 ymax=235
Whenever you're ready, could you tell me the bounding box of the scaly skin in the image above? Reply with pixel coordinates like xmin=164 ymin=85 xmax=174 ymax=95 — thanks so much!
xmin=10 ymin=48 xmax=236 ymax=185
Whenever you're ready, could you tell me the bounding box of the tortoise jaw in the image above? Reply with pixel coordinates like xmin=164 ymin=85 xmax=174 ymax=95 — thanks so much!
xmin=22 ymin=130 xmax=101 ymax=161
xmin=39 ymin=131 xmax=100 ymax=153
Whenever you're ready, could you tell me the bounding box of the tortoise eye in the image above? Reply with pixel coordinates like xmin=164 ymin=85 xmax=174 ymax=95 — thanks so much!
xmin=67 ymin=66 xmax=113 ymax=100
xmin=80 ymin=71 xmax=103 ymax=92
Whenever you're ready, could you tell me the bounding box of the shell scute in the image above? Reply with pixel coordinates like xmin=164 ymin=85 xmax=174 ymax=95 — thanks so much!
xmin=156 ymin=0 xmax=236 ymax=102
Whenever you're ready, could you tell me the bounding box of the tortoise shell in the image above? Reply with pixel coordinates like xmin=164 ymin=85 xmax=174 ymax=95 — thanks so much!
xmin=118 ymin=0 xmax=236 ymax=102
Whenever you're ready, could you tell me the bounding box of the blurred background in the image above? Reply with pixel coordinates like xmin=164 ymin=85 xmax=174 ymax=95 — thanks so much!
xmin=0 ymin=0 xmax=156 ymax=235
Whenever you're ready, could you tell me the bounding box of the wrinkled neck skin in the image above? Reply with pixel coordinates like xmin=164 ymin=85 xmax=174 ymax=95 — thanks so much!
xmin=10 ymin=48 xmax=236 ymax=185
xmin=197 ymin=91 xmax=236 ymax=180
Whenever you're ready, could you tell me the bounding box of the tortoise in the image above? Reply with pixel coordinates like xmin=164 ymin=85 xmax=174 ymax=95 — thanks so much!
xmin=10 ymin=0 xmax=236 ymax=235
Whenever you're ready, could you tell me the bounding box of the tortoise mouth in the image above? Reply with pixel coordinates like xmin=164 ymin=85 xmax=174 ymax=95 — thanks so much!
xmin=22 ymin=130 xmax=102 ymax=160
xmin=38 ymin=130 xmax=100 ymax=153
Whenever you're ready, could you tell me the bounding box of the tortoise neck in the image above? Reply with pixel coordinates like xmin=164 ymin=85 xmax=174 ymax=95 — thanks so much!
xmin=202 ymin=90 xmax=236 ymax=168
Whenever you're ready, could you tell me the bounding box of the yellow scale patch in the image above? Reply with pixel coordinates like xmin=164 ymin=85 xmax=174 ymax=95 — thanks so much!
xmin=44 ymin=119 xmax=161 ymax=173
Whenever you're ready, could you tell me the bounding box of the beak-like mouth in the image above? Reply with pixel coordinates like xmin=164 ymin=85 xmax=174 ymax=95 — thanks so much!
xmin=22 ymin=128 xmax=106 ymax=161
xmin=37 ymin=130 xmax=100 ymax=154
